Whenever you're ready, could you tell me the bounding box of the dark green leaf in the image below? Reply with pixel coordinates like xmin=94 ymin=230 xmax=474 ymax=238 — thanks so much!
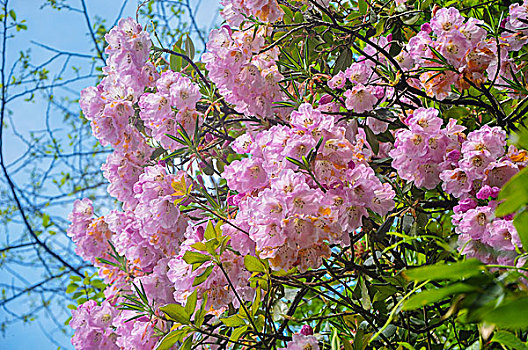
xmin=404 ymin=259 xmax=484 ymax=281
xmin=333 ymin=48 xmax=353 ymax=73
xmin=403 ymin=283 xmax=477 ymax=310
xmin=513 ymin=210 xmax=528 ymax=251
xmin=497 ymin=167 xmax=528 ymax=216
xmin=490 ymin=331 xmax=528 ymax=350
xmin=358 ymin=0 xmax=368 ymax=15
xmin=193 ymin=265 xmax=213 ymax=286
xmin=483 ymin=298 xmax=528 ymax=329
xmin=364 ymin=126 xmax=379 ymax=155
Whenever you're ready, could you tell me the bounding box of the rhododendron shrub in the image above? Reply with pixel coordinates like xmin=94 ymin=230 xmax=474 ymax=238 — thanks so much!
xmin=66 ymin=1 xmax=528 ymax=349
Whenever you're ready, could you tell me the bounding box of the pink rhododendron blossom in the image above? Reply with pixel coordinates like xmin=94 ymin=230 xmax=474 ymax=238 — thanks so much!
xmin=279 ymin=333 xmax=320 ymax=350
xmin=344 ymin=84 xmax=378 ymax=113
xmin=70 ymin=300 xmax=119 ymax=350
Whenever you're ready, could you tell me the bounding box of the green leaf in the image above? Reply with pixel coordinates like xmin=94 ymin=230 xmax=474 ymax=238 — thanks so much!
xmin=364 ymin=126 xmax=379 ymax=155
xmin=513 ymin=210 xmax=528 ymax=251
xmin=443 ymin=106 xmax=469 ymax=120
xmin=185 ymin=289 xmax=197 ymax=316
xmin=193 ymin=265 xmax=213 ymax=286
xmin=374 ymin=20 xmax=385 ymax=37
xmin=9 ymin=10 xmax=16 ymax=21
xmin=483 ymin=298 xmax=528 ymax=329
xmin=402 ymin=13 xmax=421 ymax=25
xmin=286 ymin=156 xmax=304 ymax=168
xmin=204 ymin=221 xmax=216 ymax=240
xmin=352 ymin=328 xmax=369 ymax=350
xmin=180 ymin=335 xmax=193 ymax=350
xmin=403 ymin=283 xmax=477 ymax=310
xmin=331 ymin=328 xmax=341 ymax=350
xmin=372 ymin=284 xmax=398 ymax=302
xmin=160 ymin=304 xmax=190 ymax=324
xmin=333 ymin=48 xmax=353 ymax=73
xmin=65 ymin=283 xmax=78 ymax=294
xmin=230 ymin=325 xmax=248 ymax=343
xmin=42 ymin=213 xmax=51 ymax=228
xmin=342 ymin=336 xmax=353 ymax=350
xmin=170 ymin=51 xmax=182 ymax=72
xmin=220 ymin=314 xmax=246 ymax=327
xmin=404 ymin=259 xmax=484 ymax=281
xmin=169 ymin=37 xmax=184 ymax=72
xmin=182 ymin=251 xmax=211 ymax=265
xmin=190 ymin=242 xmax=208 ymax=251
xmin=280 ymin=5 xmax=293 ymax=23
xmin=358 ymin=0 xmax=368 ymax=15
xmin=511 ymin=127 xmax=528 ymax=150
xmin=497 ymin=167 xmax=528 ymax=216
xmin=195 ymin=293 xmax=208 ymax=327
xmin=155 ymin=329 xmax=189 ymax=350
xmin=490 ymin=331 xmax=528 ymax=350
xmin=294 ymin=10 xmax=303 ymax=24
xmin=185 ymin=35 xmax=195 ymax=61
xmin=252 ymin=286 xmax=262 ymax=316
xmin=360 ymin=278 xmax=371 ymax=311
xmin=244 ymin=255 xmax=266 ymax=273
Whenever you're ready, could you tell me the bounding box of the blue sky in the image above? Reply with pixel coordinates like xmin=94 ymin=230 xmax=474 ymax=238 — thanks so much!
xmin=1 ymin=1 xmax=219 ymax=349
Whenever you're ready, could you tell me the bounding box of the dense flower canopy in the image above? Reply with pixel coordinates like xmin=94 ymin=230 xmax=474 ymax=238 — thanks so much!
xmin=67 ymin=1 xmax=528 ymax=349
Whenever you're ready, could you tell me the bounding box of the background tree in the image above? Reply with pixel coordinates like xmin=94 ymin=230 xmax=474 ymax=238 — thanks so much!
xmin=0 ymin=0 xmax=216 ymax=347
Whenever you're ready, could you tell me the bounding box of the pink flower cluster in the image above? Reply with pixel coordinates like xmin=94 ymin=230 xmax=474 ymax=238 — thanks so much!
xmin=70 ymin=300 xmax=118 ymax=350
xmin=390 ymin=107 xmax=528 ymax=264
xmin=103 ymin=165 xmax=190 ymax=272
xmin=279 ymin=332 xmax=320 ymax=350
xmin=70 ymin=18 xmax=203 ymax=348
xmin=441 ymin=127 xmax=526 ymax=265
xmin=220 ymin=0 xmax=282 ymax=26
xmin=66 ymin=3 xmax=528 ymax=348
xmin=454 ymin=199 xmax=522 ymax=266
xmin=439 ymin=125 xmax=520 ymax=198
xmin=70 ymin=299 xmax=164 ymax=350
xmin=80 ymin=18 xmax=157 ymax=150
xmin=139 ymin=71 xmax=203 ymax=152
xmin=68 ymin=165 xmax=189 ymax=348
xmin=202 ymin=25 xmax=287 ymax=118
xmin=504 ymin=1 xmax=528 ymax=52
xmin=101 ymin=140 xmax=152 ymax=209
xmin=223 ymin=103 xmax=395 ymax=271
xmin=80 ymin=18 xmax=157 ymax=208
xmin=399 ymin=6 xmax=526 ymax=99
xmin=389 ymin=107 xmax=464 ymax=189
xmin=326 ymin=36 xmax=393 ymax=132
xmin=167 ymin=223 xmax=254 ymax=315
xmin=67 ymin=199 xmax=112 ymax=265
